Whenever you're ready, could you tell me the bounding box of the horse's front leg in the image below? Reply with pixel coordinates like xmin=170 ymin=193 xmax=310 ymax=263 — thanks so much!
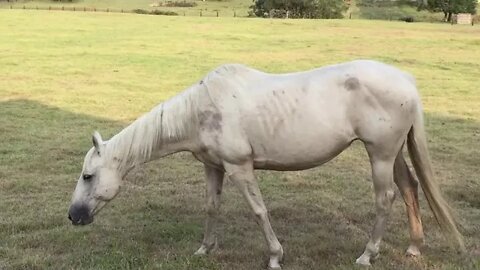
xmin=224 ymin=161 xmax=283 ymax=270
xmin=194 ymin=164 xmax=224 ymax=255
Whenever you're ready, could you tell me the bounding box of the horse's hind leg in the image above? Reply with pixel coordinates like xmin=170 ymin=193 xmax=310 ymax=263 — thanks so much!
xmin=224 ymin=161 xmax=283 ymax=270
xmin=356 ymin=143 xmax=398 ymax=266
xmin=195 ymin=164 xmax=225 ymax=255
xmin=394 ymin=150 xmax=424 ymax=256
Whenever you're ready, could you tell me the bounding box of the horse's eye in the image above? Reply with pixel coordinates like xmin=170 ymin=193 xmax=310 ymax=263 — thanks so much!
xmin=83 ymin=174 xmax=93 ymax=181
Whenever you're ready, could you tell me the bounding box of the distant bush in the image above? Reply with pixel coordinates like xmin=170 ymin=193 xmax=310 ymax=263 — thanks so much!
xmin=162 ymin=1 xmax=197 ymax=7
xmin=133 ymin=8 xmax=150 ymax=14
xmin=150 ymin=10 xmax=178 ymax=15
xmin=400 ymin=15 xmax=415 ymax=22
xmin=132 ymin=9 xmax=178 ymax=15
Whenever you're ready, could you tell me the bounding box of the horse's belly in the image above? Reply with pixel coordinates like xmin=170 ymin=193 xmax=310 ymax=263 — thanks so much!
xmin=251 ymin=134 xmax=353 ymax=171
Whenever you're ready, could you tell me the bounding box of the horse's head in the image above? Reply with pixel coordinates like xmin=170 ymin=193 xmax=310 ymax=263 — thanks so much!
xmin=68 ymin=132 xmax=121 ymax=225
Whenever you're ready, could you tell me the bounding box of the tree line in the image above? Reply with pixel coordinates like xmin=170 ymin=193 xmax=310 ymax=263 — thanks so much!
xmin=250 ymin=0 xmax=477 ymax=20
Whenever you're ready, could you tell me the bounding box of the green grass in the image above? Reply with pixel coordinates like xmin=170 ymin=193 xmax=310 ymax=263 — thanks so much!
xmin=1 ymin=10 xmax=480 ymax=270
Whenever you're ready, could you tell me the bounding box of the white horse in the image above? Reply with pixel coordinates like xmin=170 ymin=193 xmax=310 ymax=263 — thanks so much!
xmin=68 ymin=60 xmax=464 ymax=269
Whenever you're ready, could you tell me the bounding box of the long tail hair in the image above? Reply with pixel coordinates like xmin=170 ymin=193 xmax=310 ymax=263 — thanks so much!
xmin=407 ymin=106 xmax=465 ymax=252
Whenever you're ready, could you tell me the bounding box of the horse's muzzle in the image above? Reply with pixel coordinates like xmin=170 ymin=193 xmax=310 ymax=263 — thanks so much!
xmin=68 ymin=204 xmax=93 ymax=225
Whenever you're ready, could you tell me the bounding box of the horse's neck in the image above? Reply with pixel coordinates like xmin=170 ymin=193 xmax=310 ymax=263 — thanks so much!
xmin=106 ymin=89 xmax=199 ymax=174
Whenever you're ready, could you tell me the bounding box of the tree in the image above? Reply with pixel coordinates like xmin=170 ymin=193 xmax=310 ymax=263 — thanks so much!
xmin=250 ymin=0 xmax=347 ymax=19
xmin=420 ymin=0 xmax=477 ymax=22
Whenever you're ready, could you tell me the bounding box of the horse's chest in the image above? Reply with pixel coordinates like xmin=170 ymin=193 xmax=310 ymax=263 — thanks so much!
xmin=192 ymin=149 xmax=223 ymax=169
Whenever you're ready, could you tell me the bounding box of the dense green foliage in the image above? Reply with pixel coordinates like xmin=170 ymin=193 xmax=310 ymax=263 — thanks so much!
xmin=250 ymin=0 xmax=347 ymax=18
xmin=421 ymin=0 xmax=477 ymax=21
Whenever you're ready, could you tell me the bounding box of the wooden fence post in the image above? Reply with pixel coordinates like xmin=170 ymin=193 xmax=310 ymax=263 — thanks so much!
xmin=200 ymin=10 xmax=202 ymax=16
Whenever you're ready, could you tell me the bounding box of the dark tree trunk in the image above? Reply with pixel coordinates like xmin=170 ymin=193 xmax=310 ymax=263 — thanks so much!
xmin=447 ymin=12 xmax=452 ymax=22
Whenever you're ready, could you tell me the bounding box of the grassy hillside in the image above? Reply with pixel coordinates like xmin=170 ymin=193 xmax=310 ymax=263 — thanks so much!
xmin=0 ymin=10 xmax=479 ymax=270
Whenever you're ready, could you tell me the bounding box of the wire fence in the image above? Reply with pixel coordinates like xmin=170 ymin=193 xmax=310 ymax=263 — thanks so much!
xmin=1 ymin=4 xmax=242 ymax=17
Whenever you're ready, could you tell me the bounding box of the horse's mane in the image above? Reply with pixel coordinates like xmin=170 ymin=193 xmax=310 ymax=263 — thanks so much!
xmin=101 ymin=64 xmax=253 ymax=172
xmin=103 ymin=85 xmax=200 ymax=172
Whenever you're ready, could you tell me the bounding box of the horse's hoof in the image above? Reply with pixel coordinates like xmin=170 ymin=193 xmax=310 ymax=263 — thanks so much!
xmin=194 ymin=246 xmax=208 ymax=256
xmin=406 ymin=245 xmax=421 ymax=257
xmin=194 ymin=238 xmax=217 ymax=256
xmin=268 ymin=257 xmax=282 ymax=270
xmin=355 ymin=255 xmax=371 ymax=266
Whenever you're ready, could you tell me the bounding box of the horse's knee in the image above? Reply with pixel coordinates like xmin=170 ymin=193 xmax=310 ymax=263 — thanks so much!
xmin=253 ymin=207 xmax=267 ymax=220
xmin=386 ymin=189 xmax=396 ymax=203
xmin=376 ymin=189 xmax=396 ymax=212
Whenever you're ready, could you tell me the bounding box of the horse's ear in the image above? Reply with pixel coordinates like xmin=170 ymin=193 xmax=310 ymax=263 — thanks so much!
xmin=92 ymin=131 xmax=104 ymax=154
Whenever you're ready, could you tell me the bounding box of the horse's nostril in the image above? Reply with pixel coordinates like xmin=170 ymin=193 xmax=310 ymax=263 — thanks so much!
xmin=68 ymin=204 xmax=92 ymax=225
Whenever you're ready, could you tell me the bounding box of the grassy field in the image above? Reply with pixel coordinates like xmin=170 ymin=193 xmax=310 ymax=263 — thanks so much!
xmin=1 ymin=9 xmax=480 ymax=270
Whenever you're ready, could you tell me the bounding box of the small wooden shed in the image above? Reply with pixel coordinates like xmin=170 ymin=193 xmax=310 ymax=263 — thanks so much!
xmin=456 ymin=13 xmax=473 ymax=25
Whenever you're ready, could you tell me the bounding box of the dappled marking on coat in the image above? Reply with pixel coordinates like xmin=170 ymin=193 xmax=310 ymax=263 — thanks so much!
xmin=345 ymin=77 xmax=361 ymax=91
xmin=199 ymin=110 xmax=223 ymax=132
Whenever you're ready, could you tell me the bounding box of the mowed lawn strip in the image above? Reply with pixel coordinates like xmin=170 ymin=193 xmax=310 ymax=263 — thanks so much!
xmin=0 ymin=10 xmax=479 ymax=269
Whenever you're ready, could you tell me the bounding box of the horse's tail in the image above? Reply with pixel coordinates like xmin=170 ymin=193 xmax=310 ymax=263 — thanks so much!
xmin=406 ymin=105 xmax=465 ymax=252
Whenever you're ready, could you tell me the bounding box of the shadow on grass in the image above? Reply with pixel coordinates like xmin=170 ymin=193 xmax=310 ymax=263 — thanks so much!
xmin=0 ymin=99 xmax=479 ymax=269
